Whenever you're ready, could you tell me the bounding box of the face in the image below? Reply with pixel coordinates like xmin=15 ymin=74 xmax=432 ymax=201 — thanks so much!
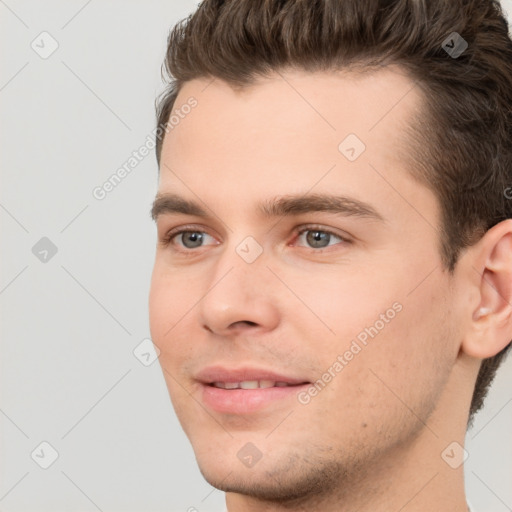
xmin=149 ymin=67 xmax=462 ymax=502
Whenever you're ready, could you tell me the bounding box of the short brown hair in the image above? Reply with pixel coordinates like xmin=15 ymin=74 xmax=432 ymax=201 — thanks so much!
xmin=154 ymin=0 xmax=512 ymax=424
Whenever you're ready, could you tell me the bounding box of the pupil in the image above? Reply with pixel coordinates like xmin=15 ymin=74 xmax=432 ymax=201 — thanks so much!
xmin=307 ymin=230 xmax=329 ymax=248
xmin=184 ymin=232 xmax=203 ymax=248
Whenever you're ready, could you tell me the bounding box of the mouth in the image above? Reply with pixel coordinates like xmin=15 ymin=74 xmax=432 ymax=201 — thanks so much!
xmin=208 ymin=380 xmax=301 ymax=389
xmin=196 ymin=366 xmax=311 ymax=414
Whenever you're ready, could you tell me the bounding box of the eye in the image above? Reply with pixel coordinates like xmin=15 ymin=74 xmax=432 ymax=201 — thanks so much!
xmin=162 ymin=228 xmax=217 ymax=250
xmin=160 ymin=224 xmax=350 ymax=253
xmin=294 ymin=227 xmax=348 ymax=249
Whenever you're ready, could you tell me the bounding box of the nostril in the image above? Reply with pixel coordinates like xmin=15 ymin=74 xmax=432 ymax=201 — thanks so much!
xmin=229 ymin=320 xmax=258 ymax=328
xmin=203 ymin=320 xmax=259 ymax=334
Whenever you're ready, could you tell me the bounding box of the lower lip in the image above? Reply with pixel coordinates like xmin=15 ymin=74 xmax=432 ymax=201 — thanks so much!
xmin=201 ymin=383 xmax=310 ymax=414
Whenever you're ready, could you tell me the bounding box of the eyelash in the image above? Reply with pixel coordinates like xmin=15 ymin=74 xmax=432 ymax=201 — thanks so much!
xmin=160 ymin=224 xmax=351 ymax=254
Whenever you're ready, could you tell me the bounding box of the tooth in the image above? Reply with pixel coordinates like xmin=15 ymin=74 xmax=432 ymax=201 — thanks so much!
xmin=259 ymin=380 xmax=275 ymax=388
xmin=213 ymin=382 xmax=227 ymax=389
xmin=224 ymin=382 xmax=239 ymax=389
xmin=240 ymin=380 xmax=259 ymax=389
xmin=275 ymin=381 xmax=289 ymax=387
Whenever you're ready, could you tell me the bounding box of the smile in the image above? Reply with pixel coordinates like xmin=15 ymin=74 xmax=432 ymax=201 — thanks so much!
xmin=210 ymin=380 xmax=295 ymax=389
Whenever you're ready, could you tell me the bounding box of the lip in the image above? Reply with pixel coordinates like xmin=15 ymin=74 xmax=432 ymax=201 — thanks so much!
xmin=196 ymin=366 xmax=311 ymax=414
xmin=196 ymin=366 xmax=309 ymax=385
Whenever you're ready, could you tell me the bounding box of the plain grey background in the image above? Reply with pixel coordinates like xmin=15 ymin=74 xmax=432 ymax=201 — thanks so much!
xmin=1 ymin=1 xmax=511 ymax=511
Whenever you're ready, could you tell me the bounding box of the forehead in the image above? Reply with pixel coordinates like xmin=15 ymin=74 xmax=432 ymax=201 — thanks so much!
xmin=157 ymin=66 xmax=438 ymax=229
xmin=169 ymin=65 xmax=419 ymax=141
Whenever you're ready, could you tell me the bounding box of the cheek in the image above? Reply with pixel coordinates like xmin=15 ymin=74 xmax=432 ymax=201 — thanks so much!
xmin=148 ymin=266 xmax=189 ymax=361
xmin=336 ymin=279 xmax=452 ymax=418
xmin=296 ymin=264 xmax=454 ymax=403
xmin=149 ymin=264 xmax=204 ymax=379
xmin=148 ymin=271 xmax=169 ymax=342
xmin=282 ymin=265 xmax=401 ymax=347
xmin=148 ymin=262 xmax=195 ymax=336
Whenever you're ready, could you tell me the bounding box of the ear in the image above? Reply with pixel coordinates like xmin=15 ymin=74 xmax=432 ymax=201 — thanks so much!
xmin=461 ymin=219 xmax=512 ymax=359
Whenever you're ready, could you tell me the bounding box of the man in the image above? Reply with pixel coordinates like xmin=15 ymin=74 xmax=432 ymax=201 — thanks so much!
xmin=149 ymin=1 xmax=512 ymax=510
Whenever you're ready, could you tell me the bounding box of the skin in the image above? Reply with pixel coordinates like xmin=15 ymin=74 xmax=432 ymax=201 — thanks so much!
xmin=148 ymin=66 xmax=512 ymax=512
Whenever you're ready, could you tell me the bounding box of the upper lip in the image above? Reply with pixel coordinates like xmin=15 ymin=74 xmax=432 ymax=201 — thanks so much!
xmin=195 ymin=366 xmax=310 ymax=385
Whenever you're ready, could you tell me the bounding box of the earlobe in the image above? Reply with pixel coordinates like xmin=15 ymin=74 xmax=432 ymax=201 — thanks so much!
xmin=462 ymin=220 xmax=512 ymax=359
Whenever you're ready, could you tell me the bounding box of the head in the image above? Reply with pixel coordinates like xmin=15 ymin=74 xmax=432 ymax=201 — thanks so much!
xmin=149 ymin=0 xmax=512 ymax=505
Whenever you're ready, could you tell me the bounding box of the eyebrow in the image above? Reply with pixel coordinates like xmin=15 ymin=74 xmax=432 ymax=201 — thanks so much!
xmin=151 ymin=192 xmax=384 ymax=223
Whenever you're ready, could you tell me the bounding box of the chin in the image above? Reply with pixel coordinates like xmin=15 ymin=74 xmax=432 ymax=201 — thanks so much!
xmin=197 ymin=456 xmax=335 ymax=505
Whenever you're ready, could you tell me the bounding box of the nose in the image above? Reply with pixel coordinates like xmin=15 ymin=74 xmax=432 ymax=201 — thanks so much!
xmin=198 ymin=250 xmax=280 ymax=337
